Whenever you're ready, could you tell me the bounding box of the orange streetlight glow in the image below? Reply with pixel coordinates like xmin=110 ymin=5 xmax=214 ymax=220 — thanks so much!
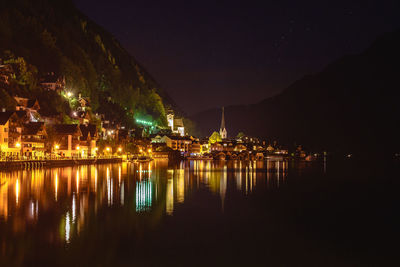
xmin=16 ymin=142 xmax=21 ymax=148
xmin=76 ymin=146 xmax=80 ymax=150
xmin=55 ymin=144 xmax=60 ymax=150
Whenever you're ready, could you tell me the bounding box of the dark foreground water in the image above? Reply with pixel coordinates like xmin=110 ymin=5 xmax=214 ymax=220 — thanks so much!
xmin=0 ymin=159 xmax=399 ymax=266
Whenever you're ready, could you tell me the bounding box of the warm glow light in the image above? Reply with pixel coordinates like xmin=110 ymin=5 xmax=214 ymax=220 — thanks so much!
xmin=148 ymin=149 xmax=152 ymax=153
xmin=118 ymin=147 xmax=122 ymax=152
xmin=76 ymin=146 xmax=80 ymax=150
xmin=55 ymin=144 xmax=60 ymax=150
xmin=16 ymin=142 xmax=21 ymax=148
xmin=106 ymin=147 xmax=110 ymax=152
xmin=55 ymin=173 xmax=58 ymax=201
xmin=15 ymin=179 xmax=20 ymax=205
xmin=67 ymin=92 xmax=72 ymax=97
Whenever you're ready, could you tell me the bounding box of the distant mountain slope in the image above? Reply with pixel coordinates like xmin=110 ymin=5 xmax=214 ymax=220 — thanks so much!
xmin=192 ymin=30 xmax=400 ymax=154
xmin=0 ymin=0 xmax=174 ymax=125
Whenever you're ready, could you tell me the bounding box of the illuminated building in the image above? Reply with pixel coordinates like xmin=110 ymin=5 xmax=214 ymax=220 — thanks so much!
xmin=0 ymin=111 xmax=22 ymax=158
xmin=21 ymin=122 xmax=47 ymax=158
xmin=219 ymin=107 xmax=227 ymax=139
xmin=166 ymin=111 xmax=185 ymax=137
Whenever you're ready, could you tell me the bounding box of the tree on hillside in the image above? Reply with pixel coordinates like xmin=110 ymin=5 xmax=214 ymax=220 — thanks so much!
xmin=237 ymin=132 xmax=245 ymax=139
xmin=209 ymin=131 xmax=222 ymax=144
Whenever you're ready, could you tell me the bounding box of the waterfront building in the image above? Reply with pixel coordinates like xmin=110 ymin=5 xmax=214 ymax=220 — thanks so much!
xmin=0 ymin=111 xmax=22 ymax=158
xmin=79 ymin=124 xmax=98 ymax=157
xmin=53 ymin=124 xmax=83 ymax=157
xmin=219 ymin=107 xmax=227 ymax=139
xmin=151 ymin=134 xmax=192 ymax=153
xmin=21 ymin=122 xmax=47 ymax=158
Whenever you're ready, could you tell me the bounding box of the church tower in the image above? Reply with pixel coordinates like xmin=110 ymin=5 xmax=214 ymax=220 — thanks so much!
xmin=219 ymin=107 xmax=227 ymax=139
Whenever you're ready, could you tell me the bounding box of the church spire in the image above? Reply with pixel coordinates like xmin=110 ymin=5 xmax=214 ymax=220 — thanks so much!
xmin=220 ymin=107 xmax=227 ymax=139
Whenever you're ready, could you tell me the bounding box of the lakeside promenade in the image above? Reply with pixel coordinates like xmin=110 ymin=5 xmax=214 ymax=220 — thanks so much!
xmin=0 ymin=157 xmax=122 ymax=171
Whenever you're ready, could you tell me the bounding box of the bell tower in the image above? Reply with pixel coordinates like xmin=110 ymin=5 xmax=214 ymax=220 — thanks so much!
xmin=219 ymin=107 xmax=227 ymax=139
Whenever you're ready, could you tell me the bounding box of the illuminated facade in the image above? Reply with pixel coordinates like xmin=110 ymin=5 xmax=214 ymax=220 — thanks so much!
xmin=166 ymin=112 xmax=185 ymax=137
xmin=219 ymin=107 xmax=227 ymax=139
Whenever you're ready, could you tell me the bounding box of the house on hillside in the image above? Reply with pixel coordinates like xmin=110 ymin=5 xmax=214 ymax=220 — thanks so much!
xmin=39 ymin=73 xmax=65 ymax=92
xmin=0 ymin=64 xmax=14 ymax=85
xmin=14 ymin=96 xmax=41 ymax=122
xmin=166 ymin=112 xmax=185 ymax=137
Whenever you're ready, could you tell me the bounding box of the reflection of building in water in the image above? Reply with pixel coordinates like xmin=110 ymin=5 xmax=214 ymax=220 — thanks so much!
xmin=166 ymin=176 xmax=174 ymax=215
xmin=220 ymin=165 xmax=227 ymax=211
xmin=136 ymin=180 xmax=153 ymax=212
xmin=0 ymin=160 xmax=294 ymax=249
xmin=177 ymin=169 xmax=185 ymax=203
xmin=0 ymin=173 xmax=8 ymax=220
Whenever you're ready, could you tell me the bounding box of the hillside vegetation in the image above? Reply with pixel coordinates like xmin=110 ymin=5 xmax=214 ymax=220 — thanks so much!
xmin=0 ymin=0 xmax=172 ymax=126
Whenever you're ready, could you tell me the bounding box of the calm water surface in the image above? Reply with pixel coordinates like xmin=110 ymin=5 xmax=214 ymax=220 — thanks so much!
xmin=0 ymin=159 xmax=399 ymax=266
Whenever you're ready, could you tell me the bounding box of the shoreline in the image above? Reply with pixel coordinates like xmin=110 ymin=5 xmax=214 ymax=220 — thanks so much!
xmin=0 ymin=158 xmax=123 ymax=171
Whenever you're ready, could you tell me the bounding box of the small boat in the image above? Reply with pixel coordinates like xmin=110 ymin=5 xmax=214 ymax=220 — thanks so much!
xmin=129 ymin=156 xmax=153 ymax=163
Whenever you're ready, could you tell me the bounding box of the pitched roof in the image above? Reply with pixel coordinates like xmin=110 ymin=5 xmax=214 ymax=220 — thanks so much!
xmin=23 ymin=122 xmax=44 ymax=135
xmin=79 ymin=124 xmax=97 ymax=140
xmin=27 ymin=99 xmax=39 ymax=109
xmin=54 ymin=124 xmax=81 ymax=136
xmin=0 ymin=111 xmax=14 ymax=125
xmin=174 ymin=118 xmax=184 ymax=127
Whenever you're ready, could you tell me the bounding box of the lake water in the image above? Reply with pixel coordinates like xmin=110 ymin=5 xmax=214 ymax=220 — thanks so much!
xmin=0 ymin=159 xmax=399 ymax=266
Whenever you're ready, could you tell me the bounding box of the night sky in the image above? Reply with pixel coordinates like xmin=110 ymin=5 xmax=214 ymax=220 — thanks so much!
xmin=74 ymin=0 xmax=400 ymax=115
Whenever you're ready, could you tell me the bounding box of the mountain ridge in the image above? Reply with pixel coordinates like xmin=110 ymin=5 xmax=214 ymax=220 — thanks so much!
xmin=191 ymin=29 xmax=400 ymax=155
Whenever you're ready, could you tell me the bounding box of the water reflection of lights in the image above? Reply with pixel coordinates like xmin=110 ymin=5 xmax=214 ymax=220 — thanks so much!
xmin=65 ymin=212 xmax=71 ymax=244
xmin=107 ymin=167 xmax=113 ymax=206
xmin=166 ymin=178 xmax=174 ymax=215
xmin=15 ymin=179 xmax=20 ymax=205
xmin=121 ymin=182 xmax=124 ymax=206
xmin=0 ymin=161 xmax=295 ymax=247
xmin=136 ymin=180 xmax=152 ymax=212
xmin=177 ymin=169 xmax=185 ymax=203
xmin=220 ymin=166 xmax=227 ymax=211
xmin=76 ymin=170 xmax=79 ymax=193
xmin=55 ymin=173 xmax=58 ymax=201
xmin=72 ymin=194 xmax=76 ymax=223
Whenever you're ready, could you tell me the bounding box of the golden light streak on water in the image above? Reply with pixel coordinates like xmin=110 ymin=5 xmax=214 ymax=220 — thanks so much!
xmin=166 ymin=177 xmax=174 ymax=215
xmin=55 ymin=173 xmax=58 ymax=201
xmin=15 ymin=179 xmax=19 ymax=205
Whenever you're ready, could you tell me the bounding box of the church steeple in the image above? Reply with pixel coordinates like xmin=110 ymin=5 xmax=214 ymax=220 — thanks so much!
xmin=220 ymin=107 xmax=227 ymax=139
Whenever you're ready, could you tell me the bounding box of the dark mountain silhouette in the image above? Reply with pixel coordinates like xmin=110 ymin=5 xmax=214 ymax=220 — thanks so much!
xmin=192 ymin=30 xmax=400 ymax=155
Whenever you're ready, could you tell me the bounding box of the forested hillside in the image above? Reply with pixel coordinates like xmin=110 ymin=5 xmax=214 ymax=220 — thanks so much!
xmin=0 ymin=0 xmax=173 ymax=126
